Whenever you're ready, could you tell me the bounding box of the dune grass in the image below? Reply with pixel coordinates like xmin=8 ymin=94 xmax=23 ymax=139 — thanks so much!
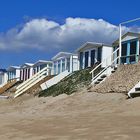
xmin=38 ymin=68 xmax=92 ymax=97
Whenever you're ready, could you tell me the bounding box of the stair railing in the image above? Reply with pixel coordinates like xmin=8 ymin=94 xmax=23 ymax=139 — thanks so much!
xmin=90 ymin=48 xmax=119 ymax=81
xmin=17 ymin=66 xmax=51 ymax=89
xmin=14 ymin=67 xmax=51 ymax=98
xmin=92 ymin=56 xmax=119 ymax=82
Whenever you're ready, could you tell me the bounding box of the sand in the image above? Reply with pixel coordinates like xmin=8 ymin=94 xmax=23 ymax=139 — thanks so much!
xmin=0 ymin=91 xmax=140 ymax=140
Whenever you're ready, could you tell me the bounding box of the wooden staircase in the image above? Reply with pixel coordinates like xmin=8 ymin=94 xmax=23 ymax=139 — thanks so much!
xmin=93 ymin=66 xmax=118 ymax=86
xmin=0 ymin=80 xmax=19 ymax=95
xmin=24 ymin=75 xmax=54 ymax=96
xmin=14 ymin=67 xmax=52 ymax=98
xmin=128 ymin=82 xmax=140 ymax=98
xmin=90 ymin=48 xmax=119 ymax=86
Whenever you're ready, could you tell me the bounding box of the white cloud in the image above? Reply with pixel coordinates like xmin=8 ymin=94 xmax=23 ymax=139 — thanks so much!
xmin=0 ymin=17 xmax=137 ymax=52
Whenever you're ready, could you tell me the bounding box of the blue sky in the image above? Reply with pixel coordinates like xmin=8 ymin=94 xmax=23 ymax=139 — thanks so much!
xmin=0 ymin=0 xmax=140 ymax=68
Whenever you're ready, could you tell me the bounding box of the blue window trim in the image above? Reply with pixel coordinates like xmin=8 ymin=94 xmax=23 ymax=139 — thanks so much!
xmin=121 ymin=38 xmax=138 ymax=45
xmin=114 ymin=39 xmax=139 ymax=64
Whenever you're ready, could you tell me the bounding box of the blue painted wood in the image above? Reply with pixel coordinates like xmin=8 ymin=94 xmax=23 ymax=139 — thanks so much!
xmin=114 ymin=46 xmax=118 ymax=65
xmin=136 ymin=40 xmax=139 ymax=62
xmin=121 ymin=38 xmax=138 ymax=44
xmin=126 ymin=42 xmax=130 ymax=64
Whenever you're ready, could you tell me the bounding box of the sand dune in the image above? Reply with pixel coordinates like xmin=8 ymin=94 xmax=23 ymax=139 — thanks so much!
xmin=0 ymin=92 xmax=140 ymax=140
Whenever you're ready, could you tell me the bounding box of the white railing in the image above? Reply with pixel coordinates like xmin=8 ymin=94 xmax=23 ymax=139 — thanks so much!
xmin=14 ymin=67 xmax=51 ymax=98
xmin=93 ymin=56 xmax=119 ymax=82
xmin=90 ymin=48 xmax=119 ymax=82
xmin=128 ymin=81 xmax=140 ymax=97
xmin=40 ymin=70 xmax=70 ymax=90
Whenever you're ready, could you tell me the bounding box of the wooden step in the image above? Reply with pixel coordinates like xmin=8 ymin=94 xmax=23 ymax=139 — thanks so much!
xmin=111 ymin=70 xmax=116 ymax=73
xmin=129 ymin=91 xmax=140 ymax=98
xmin=0 ymin=80 xmax=18 ymax=94
xmin=135 ymin=87 xmax=140 ymax=91
xmin=97 ymin=78 xmax=104 ymax=82
xmin=16 ymin=75 xmax=54 ymax=96
xmin=0 ymin=95 xmax=9 ymax=99
xmin=100 ymin=74 xmax=107 ymax=78
xmin=94 ymin=81 xmax=100 ymax=85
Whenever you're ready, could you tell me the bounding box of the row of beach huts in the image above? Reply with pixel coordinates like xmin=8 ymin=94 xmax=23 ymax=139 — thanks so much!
xmin=0 ymin=32 xmax=140 ymax=98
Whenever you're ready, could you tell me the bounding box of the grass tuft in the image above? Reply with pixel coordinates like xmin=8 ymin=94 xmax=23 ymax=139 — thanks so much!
xmin=38 ymin=68 xmax=92 ymax=97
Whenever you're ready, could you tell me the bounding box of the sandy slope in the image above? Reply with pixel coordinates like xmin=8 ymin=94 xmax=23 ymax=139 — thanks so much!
xmin=0 ymin=92 xmax=140 ymax=140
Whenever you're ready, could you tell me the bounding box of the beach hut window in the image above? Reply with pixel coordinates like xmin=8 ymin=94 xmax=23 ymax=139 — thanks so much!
xmin=58 ymin=60 xmax=61 ymax=74
xmin=40 ymin=64 xmax=46 ymax=70
xmin=67 ymin=58 xmax=70 ymax=72
xmin=62 ymin=59 xmax=65 ymax=72
xmin=54 ymin=62 xmax=57 ymax=75
xmin=91 ymin=50 xmax=95 ymax=67
xmin=37 ymin=66 xmax=39 ymax=72
xmin=97 ymin=47 xmax=102 ymax=63
xmin=28 ymin=69 xmax=30 ymax=79
xmin=80 ymin=52 xmax=83 ymax=69
xmin=130 ymin=41 xmax=137 ymax=62
xmin=85 ymin=51 xmax=89 ymax=68
xmin=121 ymin=43 xmax=127 ymax=64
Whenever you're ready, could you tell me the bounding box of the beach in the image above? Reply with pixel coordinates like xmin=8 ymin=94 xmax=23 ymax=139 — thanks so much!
xmin=0 ymin=91 xmax=140 ymax=140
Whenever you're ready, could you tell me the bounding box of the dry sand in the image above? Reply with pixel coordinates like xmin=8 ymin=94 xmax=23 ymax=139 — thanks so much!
xmin=0 ymin=91 xmax=140 ymax=140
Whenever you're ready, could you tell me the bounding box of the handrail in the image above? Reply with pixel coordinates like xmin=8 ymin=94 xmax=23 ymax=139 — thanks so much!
xmin=15 ymin=66 xmax=52 ymax=98
xmin=90 ymin=47 xmax=119 ymax=74
xmin=15 ymin=70 xmax=47 ymax=93
xmin=17 ymin=66 xmax=51 ymax=89
xmin=92 ymin=56 xmax=119 ymax=81
xmin=15 ymin=75 xmax=46 ymax=98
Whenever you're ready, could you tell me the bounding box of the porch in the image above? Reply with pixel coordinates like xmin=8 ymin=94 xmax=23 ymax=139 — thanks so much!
xmin=114 ymin=39 xmax=140 ymax=64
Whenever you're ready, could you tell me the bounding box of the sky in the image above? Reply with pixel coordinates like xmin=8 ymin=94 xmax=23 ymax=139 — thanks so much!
xmin=0 ymin=0 xmax=140 ymax=68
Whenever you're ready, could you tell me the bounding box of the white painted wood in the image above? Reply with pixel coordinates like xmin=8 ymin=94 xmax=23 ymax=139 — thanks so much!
xmin=91 ymin=67 xmax=113 ymax=85
xmin=15 ymin=71 xmax=46 ymax=93
xmin=14 ymin=66 xmax=50 ymax=98
xmin=128 ymin=81 xmax=140 ymax=97
xmin=122 ymin=35 xmax=138 ymax=42
xmin=0 ymin=96 xmax=9 ymax=99
xmin=52 ymin=52 xmax=79 ymax=74
xmin=17 ymin=67 xmax=48 ymax=89
xmin=0 ymin=71 xmax=8 ymax=87
xmin=101 ymin=46 xmax=113 ymax=67
xmin=14 ymin=75 xmax=46 ymax=98
xmin=40 ymin=70 xmax=70 ymax=90
xmin=90 ymin=48 xmax=119 ymax=85
xmin=77 ymin=42 xmax=112 ymax=70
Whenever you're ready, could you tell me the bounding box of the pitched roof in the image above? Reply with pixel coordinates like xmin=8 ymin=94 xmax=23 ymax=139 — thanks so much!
xmin=33 ymin=60 xmax=52 ymax=67
xmin=25 ymin=63 xmax=34 ymax=66
xmin=76 ymin=42 xmax=112 ymax=52
xmin=20 ymin=63 xmax=34 ymax=68
xmin=113 ymin=32 xmax=140 ymax=46
xmin=52 ymin=52 xmax=77 ymax=61
xmin=7 ymin=66 xmax=20 ymax=71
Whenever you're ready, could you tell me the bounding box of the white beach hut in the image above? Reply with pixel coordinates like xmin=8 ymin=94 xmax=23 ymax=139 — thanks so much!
xmin=0 ymin=69 xmax=8 ymax=87
xmin=33 ymin=60 xmax=53 ymax=75
xmin=20 ymin=63 xmax=34 ymax=81
xmin=77 ymin=42 xmax=113 ymax=69
xmin=52 ymin=52 xmax=79 ymax=75
xmin=7 ymin=66 xmax=20 ymax=81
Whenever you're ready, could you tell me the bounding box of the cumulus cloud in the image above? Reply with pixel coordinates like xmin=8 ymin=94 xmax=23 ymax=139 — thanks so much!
xmin=0 ymin=17 xmax=138 ymax=52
